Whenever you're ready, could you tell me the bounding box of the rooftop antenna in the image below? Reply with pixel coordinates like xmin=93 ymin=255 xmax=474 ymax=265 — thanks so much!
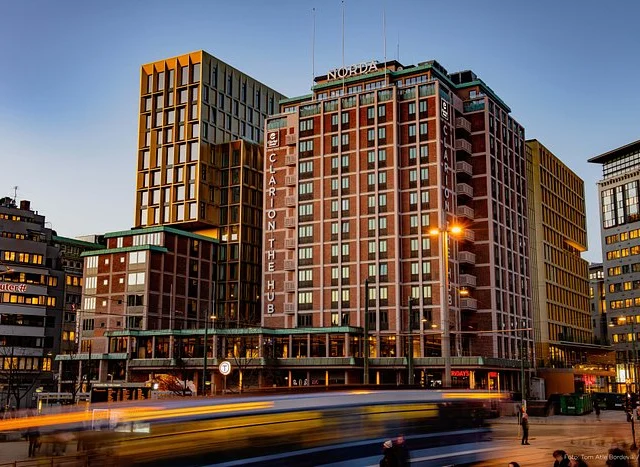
xmin=12 ymin=186 xmax=18 ymax=203
xmin=341 ymin=0 xmax=346 ymax=94
xmin=383 ymin=6 xmax=387 ymax=83
xmin=312 ymin=7 xmax=316 ymax=93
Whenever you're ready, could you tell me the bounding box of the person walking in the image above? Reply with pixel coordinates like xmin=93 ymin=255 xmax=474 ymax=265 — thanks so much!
xmin=26 ymin=426 xmax=40 ymax=458
xmin=393 ymin=434 xmax=410 ymax=466
xmin=380 ymin=440 xmax=398 ymax=467
xmin=521 ymin=409 xmax=530 ymax=445
xmin=594 ymin=401 xmax=601 ymax=421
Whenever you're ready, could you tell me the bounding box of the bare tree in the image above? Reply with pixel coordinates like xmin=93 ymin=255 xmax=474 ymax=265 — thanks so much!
xmin=0 ymin=347 xmax=42 ymax=410
xmin=156 ymin=357 xmax=193 ymax=397
xmin=225 ymin=335 xmax=261 ymax=393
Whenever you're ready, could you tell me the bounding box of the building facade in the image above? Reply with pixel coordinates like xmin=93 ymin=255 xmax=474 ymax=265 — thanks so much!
xmin=0 ymin=199 xmax=63 ymax=408
xmin=262 ymin=60 xmax=532 ymax=391
xmin=589 ymin=263 xmax=607 ymax=346
xmin=525 ymin=140 xmax=592 ymax=365
xmin=52 ymin=235 xmax=103 ymax=393
xmin=134 ymin=50 xmax=285 ymax=327
xmin=59 ymin=226 xmax=219 ymax=397
xmin=526 ymin=140 xmax=614 ymax=394
xmin=590 ymin=139 xmax=640 ymax=392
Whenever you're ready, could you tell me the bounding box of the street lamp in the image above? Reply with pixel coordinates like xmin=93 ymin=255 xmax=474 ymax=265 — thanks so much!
xmin=429 ymin=224 xmax=463 ymax=388
xmin=202 ymin=313 xmax=216 ymax=396
xmin=363 ymin=277 xmax=372 ymax=385
xmin=408 ymin=298 xmax=416 ymax=386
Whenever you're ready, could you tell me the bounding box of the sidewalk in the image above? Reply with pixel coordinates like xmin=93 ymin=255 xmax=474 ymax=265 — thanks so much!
xmin=492 ymin=409 xmax=627 ymax=425
xmin=0 ymin=438 xmax=79 ymax=465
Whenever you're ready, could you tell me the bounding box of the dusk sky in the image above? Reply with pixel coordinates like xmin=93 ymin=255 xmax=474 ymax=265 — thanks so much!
xmin=1 ymin=0 xmax=638 ymax=263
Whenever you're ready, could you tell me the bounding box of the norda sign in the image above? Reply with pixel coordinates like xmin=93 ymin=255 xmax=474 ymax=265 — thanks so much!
xmin=327 ymin=61 xmax=378 ymax=80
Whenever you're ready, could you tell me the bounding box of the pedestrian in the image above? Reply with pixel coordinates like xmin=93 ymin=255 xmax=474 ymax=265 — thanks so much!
xmin=25 ymin=426 xmax=40 ymax=458
xmin=605 ymin=447 xmax=630 ymax=467
xmin=508 ymin=462 xmax=521 ymax=467
xmin=569 ymin=455 xmax=589 ymax=467
xmin=553 ymin=450 xmax=570 ymax=467
xmin=594 ymin=400 xmax=601 ymax=421
xmin=521 ymin=409 xmax=529 ymax=445
xmin=380 ymin=440 xmax=398 ymax=467
xmin=393 ymin=434 xmax=410 ymax=466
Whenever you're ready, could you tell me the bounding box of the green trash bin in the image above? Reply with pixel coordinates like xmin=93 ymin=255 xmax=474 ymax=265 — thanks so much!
xmin=560 ymin=394 xmax=592 ymax=415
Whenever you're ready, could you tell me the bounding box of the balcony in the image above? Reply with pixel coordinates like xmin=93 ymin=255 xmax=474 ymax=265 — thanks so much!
xmin=459 ymin=274 xmax=477 ymax=288
xmin=457 ymin=205 xmax=475 ymax=220
xmin=284 ymin=281 xmax=296 ymax=292
xmin=456 ymin=183 xmax=473 ymax=198
xmin=284 ymin=238 xmax=296 ymax=249
xmin=460 ymin=297 xmax=478 ymax=310
xmin=284 ymin=260 xmax=296 ymax=271
xmin=284 ymin=303 xmax=296 ymax=313
xmin=285 ymin=175 xmax=296 ymax=186
xmin=455 ymin=139 xmax=472 ymax=154
xmin=284 ymin=217 xmax=296 ymax=228
xmin=285 ymin=196 xmax=296 ymax=207
xmin=456 ymin=117 xmax=471 ymax=133
xmin=456 ymin=160 xmax=472 ymax=177
xmin=285 ymin=134 xmax=297 ymax=146
xmin=462 ymin=229 xmax=475 ymax=242
xmin=458 ymin=251 xmax=476 ymax=264
xmin=285 ymin=155 xmax=297 ymax=166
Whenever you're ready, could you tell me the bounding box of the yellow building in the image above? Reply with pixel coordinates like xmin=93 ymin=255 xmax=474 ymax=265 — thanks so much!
xmin=134 ymin=51 xmax=285 ymax=326
xmin=526 ymin=140 xmax=611 ymax=390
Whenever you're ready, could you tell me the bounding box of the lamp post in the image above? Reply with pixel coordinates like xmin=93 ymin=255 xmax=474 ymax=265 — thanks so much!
xmin=520 ymin=320 xmax=526 ymax=408
xmin=363 ymin=277 xmax=371 ymax=385
xmin=202 ymin=314 xmax=216 ymax=396
xmin=430 ymin=225 xmax=462 ymax=388
xmin=408 ymin=298 xmax=415 ymax=385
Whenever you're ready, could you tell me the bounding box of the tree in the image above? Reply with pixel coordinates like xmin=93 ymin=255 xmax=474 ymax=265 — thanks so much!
xmin=155 ymin=357 xmax=194 ymax=397
xmin=0 ymin=347 xmax=42 ymax=410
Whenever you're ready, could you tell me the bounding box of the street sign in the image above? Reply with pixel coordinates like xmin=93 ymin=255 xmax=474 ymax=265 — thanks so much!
xmin=219 ymin=361 xmax=231 ymax=376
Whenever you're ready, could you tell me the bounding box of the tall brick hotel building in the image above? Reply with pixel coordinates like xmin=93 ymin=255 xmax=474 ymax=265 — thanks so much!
xmin=263 ymin=60 xmax=532 ymax=389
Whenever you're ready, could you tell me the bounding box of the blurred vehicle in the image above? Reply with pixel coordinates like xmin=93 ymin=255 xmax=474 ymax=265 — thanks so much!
xmin=0 ymin=389 xmax=502 ymax=466
xmin=82 ymin=390 xmax=499 ymax=466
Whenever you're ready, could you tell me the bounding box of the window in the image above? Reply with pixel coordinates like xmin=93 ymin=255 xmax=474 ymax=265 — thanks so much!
xmin=299 ymin=160 xmax=313 ymax=175
xmin=298 ymin=269 xmax=313 ymax=283
xmin=129 ymin=251 xmax=147 ymax=264
xmin=127 ymin=272 xmax=146 ymax=286
xmin=419 ymin=122 xmax=428 ymax=135
xmin=408 ymin=102 xmax=416 ymax=115
xmin=367 ymin=107 xmax=375 ymax=120
xmin=298 ymin=247 xmax=313 ymax=261
xmin=299 ymin=203 xmax=313 ymax=217
xmin=378 ymin=105 xmax=386 ymax=117
xmin=300 ymin=119 xmax=314 ymax=131
xmin=341 ymin=112 xmax=349 ymax=124
xmin=408 ymin=124 xmax=416 ymax=137
xmin=299 ymin=182 xmax=313 ymax=196
xmin=299 ymin=140 xmax=314 ymax=153
xmin=378 ymin=127 xmax=386 ymax=139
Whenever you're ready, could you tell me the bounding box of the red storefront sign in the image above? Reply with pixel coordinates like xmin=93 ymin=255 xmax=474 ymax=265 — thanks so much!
xmin=451 ymin=370 xmax=470 ymax=377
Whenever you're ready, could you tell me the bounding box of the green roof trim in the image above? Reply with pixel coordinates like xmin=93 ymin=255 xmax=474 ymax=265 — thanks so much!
xmin=52 ymin=235 xmax=103 ymax=250
xmin=104 ymin=225 xmax=218 ymax=244
xmin=279 ymin=94 xmax=313 ymax=106
xmin=281 ymin=61 xmax=512 ymax=116
xmin=81 ymin=244 xmax=168 ymax=257
xmin=455 ymin=79 xmax=511 ymax=113
xmin=105 ymin=326 xmax=363 ymax=338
